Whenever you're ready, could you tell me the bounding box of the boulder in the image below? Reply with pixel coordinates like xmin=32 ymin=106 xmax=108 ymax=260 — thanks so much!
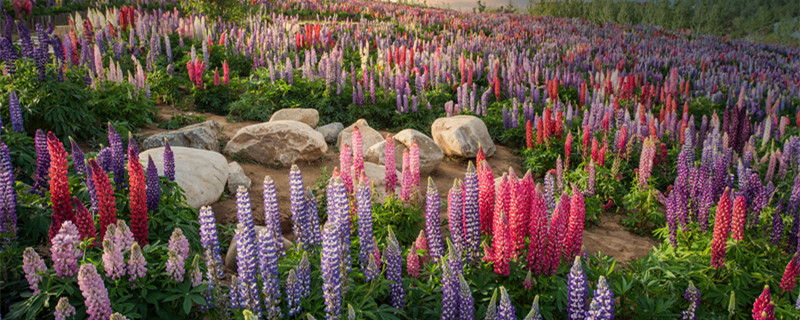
xmin=364 ymin=162 xmax=401 ymax=203
xmin=227 ymin=162 xmax=251 ymax=194
xmin=364 ymin=140 xmax=406 ymax=168
xmin=142 ymin=120 xmax=221 ymax=152
xmin=224 ymin=226 xmax=294 ymax=271
xmin=269 ymin=108 xmax=320 ymax=128
xmin=139 ymin=147 xmax=227 ymax=208
xmin=316 ymin=122 xmax=344 ymax=144
xmin=336 ymin=119 xmax=384 ymax=154
xmin=393 ymin=129 xmax=443 ymax=174
xmin=431 ymin=116 xmax=495 ymax=158
xmin=223 ymin=121 xmax=327 ymax=167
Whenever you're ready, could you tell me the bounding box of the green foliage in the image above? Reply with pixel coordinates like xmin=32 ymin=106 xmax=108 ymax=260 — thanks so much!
xmin=159 ymin=114 xmax=207 ymax=130
xmin=621 ymin=183 xmax=665 ymax=236
xmin=192 ymin=82 xmax=239 ymax=115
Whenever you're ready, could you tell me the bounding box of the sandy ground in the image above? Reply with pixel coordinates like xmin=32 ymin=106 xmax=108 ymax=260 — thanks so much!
xmin=144 ymin=105 xmax=657 ymax=262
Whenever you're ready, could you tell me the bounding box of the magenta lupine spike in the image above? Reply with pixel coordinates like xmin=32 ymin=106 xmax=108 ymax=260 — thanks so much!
xmin=528 ymin=187 xmax=549 ymax=275
xmin=544 ymin=204 xmax=568 ymax=275
xmin=339 ymin=143 xmax=353 ymax=194
xmin=356 ymin=178 xmax=378 ymax=281
xmin=78 ymin=263 xmax=112 ymax=320
xmin=463 ymin=162 xmax=481 ymax=262
xmin=401 ymin=149 xmax=412 ymax=203
xmin=479 ymin=161 xmax=495 ymax=236
xmin=448 ymin=179 xmax=465 ymax=256
xmin=352 ymin=127 xmax=364 ymax=182
xmin=263 ymin=176 xmax=283 ymax=257
xmin=492 ymin=211 xmax=511 ymax=276
xmin=407 ymin=243 xmax=420 ymax=278
xmin=22 ymin=247 xmax=46 ymax=294
xmin=563 ymin=186 xmax=586 ymax=259
xmin=425 ymin=177 xmax=445 ymax=259
xmin=638 ymin=137 xmax=656 ymax=191
xmin=51 ymin=221 xmax=81 ymax=278
xmin=385 ymin=135 xmax=397 ymax=196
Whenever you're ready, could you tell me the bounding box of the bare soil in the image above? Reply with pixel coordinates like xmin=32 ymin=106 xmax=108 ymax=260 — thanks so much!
xmin=145 ymin=105 xmax=656 ymax=262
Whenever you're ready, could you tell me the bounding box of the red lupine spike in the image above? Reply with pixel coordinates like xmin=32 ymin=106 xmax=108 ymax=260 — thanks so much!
xmin=72 ymin=197 xmax=97 ymax=246
xmin=90 ymin=159 xmax=118 ymax=242
xmin=563 ymin=186 xmax=585 ymax=259
xmin=478 ymin=161 xmax=495 ymax=236
xmin=711 ymin=189 xmax=732 ymax=268
xmin=752 ymin=285 xmax=775 ymax=320
xmin=731 ymin=196 xmax=746 ymax=241
xmin=780 ymin=254 xmax=800 ymax=293
xmin=128 ymin=148 xmax=149 ymax=246
xmin=525 ymin=120 xmax=534 ymax=149
xmin=47 ymin=132 xmax=75 ymax=245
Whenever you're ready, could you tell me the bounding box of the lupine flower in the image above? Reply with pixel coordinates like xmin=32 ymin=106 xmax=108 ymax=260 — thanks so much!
xmin=54 ymin=297 xmax=76 ymax=320
xmin=128 ymin=148 xmax=148 ymax=246
xmin=544 ymin=173 xmax=556 ymax=211
xmin=524 ymin=295 xmax=542 ymax=320
xmin=340 ymin=143 xmax=353 ymax=194
xmin=258 ymin=229 xmax=282 ymax=319
xmin=386 ymin=227 xmax=405 ymax=310
xmin=478 ymin=161 xmax=495 ymax=236
xmin=234 ymin=185 xmax=259 ymax=311
xmin=77 ymin=263 xmax=112 ymax=320
xmin=523 ymin=270 xmax=533 ymax=290
xmin=356 ymin=178 xmax=378 ymax=281
xmin=286 ymin=269 xmax=302 ymax=316
xmin=409 ymin=142 xmax=420 ymax=199
xmin=711 ymin=189 xmax=732 ymax=268
xmin=90 ymin=160 xmax=117 ymax=243
xmin=448 ymin=180 xmax=465 ymax=256
xmin=463 ymin=162 xmax=481 ymax=262
xmin=497 ymin=287 xmax=515 ymax=320
xmin=102 ymin=237 xmax=125 ymax=280
xmin=425 ymin=177 xmax=445 ymax=259
xmin=107 ymin=124 xmax=125 ymax=189
xmin=568 ymin=256 xmax=587 ymax=320
xmin=385 ymin=135 xmax=397 ymax=195
xmin=0 ymin=141 xmax=16 ymax=240
xmin=72 ymin=198 xmax=96 ymax=245
xmin=440 ymin=262 xmax=458 ymax=320
xmin=352 ymin=127 xmax=365 ymax=181
xmin=114 ymin=221 xmax=134 ymax=256
xmin=407 ymin=243 xmax=420 ymax=278
xmin=752 ymin=285 xmax=775 ymax=320
xmin=109 ymin=313 xmax=130 ymax=320
xmin=145 ymin=156 xmax=160 ymax=212
xmin=322 ymin=222 xmax=343 ymax=319
xmin=731 ymin=196 xmax=746 ymax=241
xmin=167 ymin=228 xmax=189 ymax=282
xmin=22 ymin=247 xmax=46 ymax=294
xmin=564 ymin=186 xmax=585 ymax=259
xmin=491 ymin=211 xmax=511 ymax=276
xmin=47 ymin=132 xmax=74 ymax=244
xmin=781 ymin=254 xmax=800 ymax=293
xmin=298 ymin=251 xmax=311 ymax=298
xmin=401 ymin=149 xmax=412 ymax=203
xmin=588 ymin=276 xmax=614 ymax=320
xmin=457 ymin=274 xmax=474 ymax=320
xmin=528 ymin=188 xmax=549 ymax=275
xmin=8 ymin=91 xmax=23 ymax=133
xmin=263 ymin=177 xmax=282 ymax=257
xmin=51 ymin=221 xmax=81 ymax=277
xmin=681 ymin=281 xmax=701 ymax=320
xmin=290 ymin=165 xmax=309 ymax=248
xmin=128 ymin=242 xmax=146 ymax=281
xmin=638 ymin=137 xmax=656 ymax=191
xmin=586 ymin=160 xmax=596 ymax=197
xmin=544 ymin=204 xmax=568 ymax=275
xmin=164 ymin=140 xmax=175 ymax=181
xmin=304 ymin=188 xmax=322 ymax=247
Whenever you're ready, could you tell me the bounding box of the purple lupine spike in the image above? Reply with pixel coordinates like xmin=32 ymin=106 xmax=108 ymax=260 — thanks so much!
xmin=448 ymin=180 xmax=465 ymax=256
xmin=263 ymin=176 xmax=283 ymax=257
xmin=127 ymin=134 xmax=139 ymax=158
xmin=68 ymin=137 xmax=86 ymax=178
xmin=97 ymin=147 xmax=112 ymax=173
xmin=0 ymin=38 xmax=17 ymax=75
xmin=84 ymin=159 xmax=98 ymax=213
xmin=164 ymin=140 xmax=175 ymax=181
xmin=586 ymin=276 xmax=614 ymax=320
xmin=145 ymin=156 xmax=160 ymax=212
xmin=356 ymin=178 xmax=378 ymax=281
xmin=17 ymin=23 xmax=33 ymax=58
xmin=297 ymin=252 xmax=311 ymax=298
xmin=748 ymin=173 xmax=765 ymax=226
xmin=681 ymin=281 xmax=701 ymax=320
xmin=497 ymin=287 xmax=515 ymax=320
xmin=586 ymin=160 xmax=596 ymax=197
xmin=258 ymin=229 xmax=281 ymax=319
xmin=286 ymin=269 xmax=302 ymax=316
xmin=440 ymin=262 xmax=459 ymax=320
xmin=127 ymin=243 xmax=146 ymax=282
xmin=458 ymin=274 xmax=474 ymax=320
xmin=304 ymin=188 xmax=321 ymax=247
xmin=463 ymin=162 xmax=480 ymax=263
xmin=166 ymin=228 xmax=189 ymax=282
xmin=8 ymin=91 xmax=23 ymax=133
xmin=289 ymin=165 xmax=308 ymax=249
xmin=0 ymin=142 xmax=17 ymax=240
xmin=321 ymin=221 xmax=343 ymax=319
xmin=544 ymin=173 xmax=556 ymax=211
xmin=386 ymin=227 xmax=405 ymax=311
xmin=666 ymin=192 xmax=678 ymax=247
xmin=199 ymin=206 xmax=224 ymax=305
xmin=32 ymin=130 xmax=50 ymax=196
xmin=107 ymin=124 xmax=125 ymax=189
xmin=567 ymin=256 xmax=587 ymax=320
xmin=771 ymin=203 xmax=784 ymax=246
xmin=425 ymin=177 xmax=445 ymax=260
xmin=234 ymin=186 xmax=260 ymax=313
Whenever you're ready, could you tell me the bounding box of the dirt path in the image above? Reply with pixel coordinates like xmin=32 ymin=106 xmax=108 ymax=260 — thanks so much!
xmin=145 ymin=105 xmax=656 ymax=262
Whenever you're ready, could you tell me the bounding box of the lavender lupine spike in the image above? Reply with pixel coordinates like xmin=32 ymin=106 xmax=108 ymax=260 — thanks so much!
xmin=32 ymin=130 xmax=50 ymax=196
xmin=289 ymin=165 xmax=308 ymax=248
xmin=263 ymin=176 xmax=283 ymax=257
xmin=51 ymin=221 xmax=81 ymax=278
xmin=258 ymin=229 xmax=281 ymax=319
xmin=54 ymin=297 xmax=76 ymax=320
xmin=234 ymin=186 xmax=260 ymax=313
xmin=304 ymin=188 xmax=322 ymax=247
xmin=568 ymin=256 xmax=587 ymax=320
xmin=145 ymin=156 xmax=160 ymax=212
xmin=497 ymin=287 xmax=515 ymax=320
xmin=544 ymin=173 xmax=556 ymax=211
xmin=8 ymin=91 xmax=23 ymax=133
xmin=164 ymin=140 xmax=175 ymax=181
xmin=101 ymin=238 xmax=125 ymax=280
xmin=425 ymin=177 xmax=445 ymax=260
xmin=386 ymin=227 xmax=405 ymax=311
xmin=22 ymin=247 xmax=46 ymax=294
xmin=0 ymin=142 xmax=17 ymax=240
xmin=356 ymin=178 xmax=378 ymax=281
xmin=199 ymin=206 xmax=224 ymax=302
xmin=463 ymin=162 xmax=481 ymax=263
xmin=127 ymin=243 xmax=146 ymax=282
xmin=681 ymin=281 xmax=701 ymax=320
xmin=321 ymin=222 xmax=343 ymax=320
xmin=77 ymin=263 xmax=112 ymax=320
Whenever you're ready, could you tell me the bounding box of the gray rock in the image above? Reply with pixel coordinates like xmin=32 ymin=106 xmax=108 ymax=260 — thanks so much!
xmin=316 ymin=122 xmax=344 ymax=144
xmin=223 ymin=120 xmax=328 ymax=167
xmin=337 ymin=119 xmax=384 ymax=154
xmin=270 ymin=108 xmax=320 ymax=128
xmin=393 ymin=129 xmax=443 ymax=174
xmin=227 ymin=162 xmax=251 ymax=194
xmin=142 ymin=120 xmax=221 ymax=152
xmin=431 ymin=116 xmax=496 ymax=158
xmin=139 ymin=147 xmax=228 ymax=208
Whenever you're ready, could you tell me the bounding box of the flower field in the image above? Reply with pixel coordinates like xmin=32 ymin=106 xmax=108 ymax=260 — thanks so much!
xmin=1 ymin=0 xmax=800 ymax=319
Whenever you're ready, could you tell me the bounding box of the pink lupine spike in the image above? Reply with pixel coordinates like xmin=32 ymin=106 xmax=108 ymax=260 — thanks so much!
xmin=339 ymin=143 xmax=353 ymax=194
